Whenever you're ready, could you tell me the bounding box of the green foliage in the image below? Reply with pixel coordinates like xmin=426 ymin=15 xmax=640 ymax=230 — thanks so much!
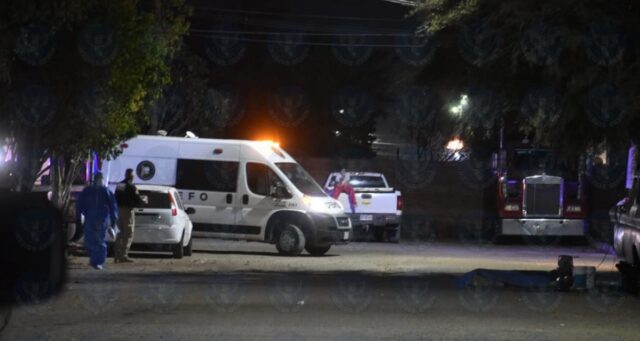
xmin=0 ymin=0 xmax=190 ymax=205
xmin=412 ymin=0 xmax=640 ymax=156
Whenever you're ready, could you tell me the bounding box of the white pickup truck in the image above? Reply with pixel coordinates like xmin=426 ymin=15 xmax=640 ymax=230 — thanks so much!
xmin=324 ymin=172 xmax=402 ymax=242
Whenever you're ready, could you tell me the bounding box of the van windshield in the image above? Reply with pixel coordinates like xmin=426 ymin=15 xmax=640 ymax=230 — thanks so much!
xmin=276 ymin=162 xmax=326 ymax=197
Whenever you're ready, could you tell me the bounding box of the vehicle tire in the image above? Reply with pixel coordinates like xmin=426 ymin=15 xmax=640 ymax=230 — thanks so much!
xmin=276 ymin=224 xmax=306 ymax=256
xmin=388 ymin=227 xmax=401 ymax=243
xmin=306 ymin=245 xmax=331 ymax=256
xmin=173 ymin=234 xmax=184 ymax=259
xmin=107 ymin=243 xmax=114 ymax=257
xmin=183 ymin=236 xmax=193 ymax=257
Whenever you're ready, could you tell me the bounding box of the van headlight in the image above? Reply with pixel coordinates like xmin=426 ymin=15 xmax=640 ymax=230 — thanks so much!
xmin=303 ymin=196 xmax=342 ymax=213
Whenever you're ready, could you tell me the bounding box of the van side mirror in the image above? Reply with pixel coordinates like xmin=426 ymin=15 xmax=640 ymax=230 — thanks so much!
xmin=270 ymin=182 xmax=291 ymax=199
xmin=185 ymin=207 xmax=196 ymax=215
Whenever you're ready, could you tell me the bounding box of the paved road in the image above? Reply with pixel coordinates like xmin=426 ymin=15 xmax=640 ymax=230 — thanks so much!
xmin=2 ymin=240 xmax=636 ymax=340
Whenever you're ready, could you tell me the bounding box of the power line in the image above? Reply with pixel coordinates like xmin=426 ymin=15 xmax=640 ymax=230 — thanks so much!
xmin=189 ymin=28 xmax=421 ymax=37
xmin=190 ymin=5 xmax=409 ymax=23
xmin=189 ymin=33 xmax=428 ymax=48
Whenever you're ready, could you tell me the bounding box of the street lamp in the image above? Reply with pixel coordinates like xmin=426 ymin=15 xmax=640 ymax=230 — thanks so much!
xmin=449 ymin=94 xmax=469 ymax=117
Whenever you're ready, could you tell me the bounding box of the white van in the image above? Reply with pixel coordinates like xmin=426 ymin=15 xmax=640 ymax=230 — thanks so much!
xmin=102 ymin=135 xmax=351 ymax=256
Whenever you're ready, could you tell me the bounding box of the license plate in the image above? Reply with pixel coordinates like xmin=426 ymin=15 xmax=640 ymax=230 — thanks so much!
xmin=343 ymin=232 xmax=349 ymax=240
xmin=360 ymin=215 xmax=373 ymax=221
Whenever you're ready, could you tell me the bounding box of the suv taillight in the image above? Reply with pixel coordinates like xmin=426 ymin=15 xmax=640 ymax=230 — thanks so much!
xmin=168 ymin=193 xmax=177 ymax=216
xmin=397 ymin=195 xmax=403 ymax=211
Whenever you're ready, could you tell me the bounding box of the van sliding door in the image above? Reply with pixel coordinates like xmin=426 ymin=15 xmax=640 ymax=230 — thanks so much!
xmin=175 ymin=159 xmax=238 ymax=238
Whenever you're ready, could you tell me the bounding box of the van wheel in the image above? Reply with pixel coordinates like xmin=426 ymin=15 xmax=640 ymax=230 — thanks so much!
xmin=173 ymin=234 xmax=184 ymax=259
xmin=276 ymin=224 xmax=305 ymax=256
xmin=183 ymin=236 xmax=193 ymax=257
xmin=306 ymin=245 xmax=331 ymax=256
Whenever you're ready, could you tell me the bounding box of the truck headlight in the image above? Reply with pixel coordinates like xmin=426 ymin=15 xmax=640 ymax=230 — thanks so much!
xmin=566 ymin=205 xmax=582 ymax=213
xmin=504 ymin=204 xmax=520 ymax=212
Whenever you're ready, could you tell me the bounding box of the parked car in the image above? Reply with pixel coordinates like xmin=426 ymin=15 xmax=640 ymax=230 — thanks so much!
xmin=101 ymin=135 xmax=351 ymax=256
xmin=324 ymin=172 xmax=402 ymax=242
xmin=107 ymin=185 xmax=194 ymax=259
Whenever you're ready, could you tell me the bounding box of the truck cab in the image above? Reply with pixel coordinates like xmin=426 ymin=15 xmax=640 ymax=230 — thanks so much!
xmin=497 ymin=147 xmax=587 ymax=238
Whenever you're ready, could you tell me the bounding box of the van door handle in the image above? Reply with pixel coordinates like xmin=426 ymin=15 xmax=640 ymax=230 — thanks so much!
xmin=242 ymin=194 xmax=249 ymax=205
xmin=226 ymin=194 xmax=233 ymax=204
xmin=361 ymin=194 xmax=372 ymax=199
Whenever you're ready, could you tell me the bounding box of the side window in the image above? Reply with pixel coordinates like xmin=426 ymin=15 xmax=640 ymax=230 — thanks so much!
xmin=176 ymin=159 xmax=238 ymax=192
xmin=173 ymin=190 xmax=185 ymax=210
xmin=246 ymin=163 xmax=281 ymax=196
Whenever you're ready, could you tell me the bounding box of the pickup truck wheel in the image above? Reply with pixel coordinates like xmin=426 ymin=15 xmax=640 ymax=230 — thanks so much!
xmin=276 ymin=224 xmax=305 ymax=256
xmin=306 ymin=245 xmax=331 ymax=256
xmin=183 ymin=236 xmax=193 ymax=257
xmin=374 ymin=228 xmax=385 ymax=242
xmin=172 ymin=234 xmax=184 ymax=259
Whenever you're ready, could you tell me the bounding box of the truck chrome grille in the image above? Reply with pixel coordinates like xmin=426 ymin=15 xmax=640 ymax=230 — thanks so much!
xmin=524 ymin=177 xmax=562 ymax=217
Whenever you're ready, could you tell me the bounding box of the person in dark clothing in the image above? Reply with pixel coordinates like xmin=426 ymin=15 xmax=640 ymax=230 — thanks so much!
xmin=114 ymin=169 xmax=143 ymax=263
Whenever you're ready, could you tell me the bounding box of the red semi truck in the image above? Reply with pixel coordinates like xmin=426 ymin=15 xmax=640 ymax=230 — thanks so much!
xmin=495 ymin=145 xmax=587 ymax=238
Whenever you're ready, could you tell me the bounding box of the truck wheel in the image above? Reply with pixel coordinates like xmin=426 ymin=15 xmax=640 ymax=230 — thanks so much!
xmin=276 ymin=224 xmax=306 ymax=256
xmin=306 ymin=245 xmax=331 ymax=256
xmin=173 ymin=234 xmax=184 ymax=259
xmin=183 ymin=236 xmax=193 ymax=257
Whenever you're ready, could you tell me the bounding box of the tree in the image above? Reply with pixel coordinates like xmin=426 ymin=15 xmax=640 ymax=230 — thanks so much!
xmin=411 ymin=0 xmax=640 ymax=158
xmin=0 ymin=0 xmax=190 ymax=215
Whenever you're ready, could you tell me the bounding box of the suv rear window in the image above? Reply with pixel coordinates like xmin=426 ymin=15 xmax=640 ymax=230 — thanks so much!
xmin=139 ymin=190 xmax=171 ymax=209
